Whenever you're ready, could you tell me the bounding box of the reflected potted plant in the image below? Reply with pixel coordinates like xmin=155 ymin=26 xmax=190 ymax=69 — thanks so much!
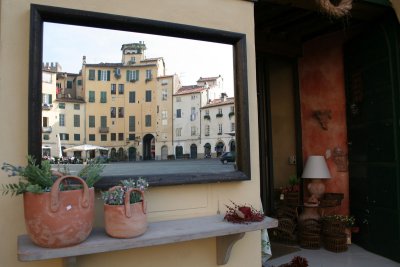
xmin=1 ymin=156 xmax=104 ymax=248
xmin=102 ymin=178 xmax=148 ymax=238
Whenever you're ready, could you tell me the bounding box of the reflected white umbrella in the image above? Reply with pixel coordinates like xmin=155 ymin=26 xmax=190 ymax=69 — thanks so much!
xmin=63 ymin=144 xmax=109 ymax=162
xmin=63 ymin=144 xmax=109 ymax=152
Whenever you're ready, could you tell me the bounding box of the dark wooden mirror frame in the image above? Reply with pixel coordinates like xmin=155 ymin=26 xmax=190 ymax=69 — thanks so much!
xmin=29 ymin=4 xmax=250 ymax=188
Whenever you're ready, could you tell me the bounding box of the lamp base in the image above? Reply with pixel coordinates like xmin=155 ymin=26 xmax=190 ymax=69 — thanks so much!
xmin=298 ymin=206 xmax=320 ymax=222
xmin=307 ymin=179 xmax=325 ymax=202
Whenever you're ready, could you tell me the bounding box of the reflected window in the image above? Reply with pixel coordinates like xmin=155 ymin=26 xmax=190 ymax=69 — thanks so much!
xmin=89 ymin=116 xmax=95 ymax=128
xmin=176 ymin=128 xmax=182 ymax=137
xmin=74 ymin=115 xmax=80 ymax=127
xmin=162 ymin=88 xmax=167 ymax=101
xmin=89 ymin=91 xmax=95 ymax=102
xmin=145 ymin=90 xmax=152 ymax=102
xmin=88 ymin=69 xmax=95 ymax=80
xmin=100 ymin=91 xmax=107 ymax=103
xmin=145 ymin=115 xmax=151 ymax=127
xmin=111 ymin=84 xmax=116 ymax=95
xmin=118 ymin=84 xmax=124 ymax=94
xmin=205 ymin=125 xmax=210 ymax=136
xmin=129 ymin=116 xmax=135 ymax=131
xmin=99 ymin=70 xmax=110 ymax=81
xmin=129 ymin=91 xmax=136 ymax=103
xmin=59 ymin=114 xmax=65 ymax=126
xmin=110 ymin=107 xmax=116 ymax=118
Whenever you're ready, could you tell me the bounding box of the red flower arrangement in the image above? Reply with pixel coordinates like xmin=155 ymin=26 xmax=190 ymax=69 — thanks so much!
xmin=224 ymin=201 xmax=264 ymax=224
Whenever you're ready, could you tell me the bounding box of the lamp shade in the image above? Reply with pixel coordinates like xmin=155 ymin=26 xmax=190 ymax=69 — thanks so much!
xmin=301 ymin=155 xmax=331 ymax=179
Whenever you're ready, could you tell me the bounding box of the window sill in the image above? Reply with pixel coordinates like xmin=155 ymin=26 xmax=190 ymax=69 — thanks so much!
xmin=18 ymin=215 xmax=277 ymax=266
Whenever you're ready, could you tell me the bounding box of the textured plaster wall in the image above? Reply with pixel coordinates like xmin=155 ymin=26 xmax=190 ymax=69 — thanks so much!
xmin=299 ymin=32 xmax=349 ymax=215
xmin=0 ymin=1 xmax=260 ymax=267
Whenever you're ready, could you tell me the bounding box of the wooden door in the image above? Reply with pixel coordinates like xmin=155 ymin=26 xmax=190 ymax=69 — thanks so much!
xmin=345 ymin=13 xmax=400 ymax=262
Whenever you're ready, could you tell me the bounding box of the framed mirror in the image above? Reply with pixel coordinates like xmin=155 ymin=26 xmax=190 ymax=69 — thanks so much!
xmin=29 ymin=4 xmax=250 ymax=188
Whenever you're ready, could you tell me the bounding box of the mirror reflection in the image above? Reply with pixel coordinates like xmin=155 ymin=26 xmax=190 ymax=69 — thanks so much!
xmin=41 ymin=23 xmax=236 ymax=176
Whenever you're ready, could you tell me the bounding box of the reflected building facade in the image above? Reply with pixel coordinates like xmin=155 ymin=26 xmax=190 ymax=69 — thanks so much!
xmin=41 ymin=44 xmax=234 ymax=161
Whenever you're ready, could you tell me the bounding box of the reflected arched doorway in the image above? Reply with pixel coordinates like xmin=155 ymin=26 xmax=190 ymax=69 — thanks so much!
xmin=204 ymin=143 xmax=211 ymax=158
xmin=118 ymin=147 xmax=124 ymax=161
xmin=190 ymin=144 xmax=197 ymax=159
xmin=110 ymin=148 xmax=117 ymax=160
xmin=128 ymin=147 xmax=137 ymax=161
xmin=175 ymin=146 xmax=183 ymax=159
xmin=161 ymin=145 xmax=168 ymax=160
xmin=143 ymin=134 xmax=155 ymax=160
xmin=229 ymin=140 xmax=236 ymax=152
xmin=215 ymin=141 xmax=225 ymax=157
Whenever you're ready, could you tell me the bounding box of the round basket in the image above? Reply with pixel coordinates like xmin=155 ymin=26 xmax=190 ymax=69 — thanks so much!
xmin=322 ymin=220 xmax=345 ymax=237
xmin=299 ymin=219 xmax=321 ymax=235
xmin=324 ymin=234 xmax=348 ymax=252
xmin=298 ymin=232 xmax=321 ymax=249
xmin=277 ymin=217 xmax=296 ymax=234
xmin=276 ymin=206 xmax=298 ymax=220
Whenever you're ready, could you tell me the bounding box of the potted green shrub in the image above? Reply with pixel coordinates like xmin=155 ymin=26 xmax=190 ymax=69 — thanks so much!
xmin=1 ymin=156 xmax=104 ymax=248
xmin=102 ymin=178 xmax=148 ymax=238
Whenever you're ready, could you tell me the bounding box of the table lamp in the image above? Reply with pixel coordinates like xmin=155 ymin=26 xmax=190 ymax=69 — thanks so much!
xmin=302 ymin=155 xmax=331 ymax=205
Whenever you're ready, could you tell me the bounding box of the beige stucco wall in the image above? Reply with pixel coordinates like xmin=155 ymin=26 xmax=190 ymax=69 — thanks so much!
xmin=0 ymin=1 xmax=260 ymax=267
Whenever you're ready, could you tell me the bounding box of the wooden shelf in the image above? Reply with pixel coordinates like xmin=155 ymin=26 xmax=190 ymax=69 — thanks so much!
xmin=18 ymin=215 xmax=278 ymax=266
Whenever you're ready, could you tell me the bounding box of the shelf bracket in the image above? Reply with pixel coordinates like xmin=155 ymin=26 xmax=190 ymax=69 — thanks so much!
xmin=216 ymin=232 xmax=245 ymax=265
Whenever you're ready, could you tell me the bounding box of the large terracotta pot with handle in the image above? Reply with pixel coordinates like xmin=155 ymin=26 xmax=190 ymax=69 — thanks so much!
xmin=104 ymin=187 xmax=147 ymax=238
xmin=23 ymin=175 xmax=95 ymax=248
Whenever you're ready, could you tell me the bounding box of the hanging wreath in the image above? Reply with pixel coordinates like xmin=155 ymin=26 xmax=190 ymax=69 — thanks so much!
xmin=316 ymin=0 xmax=353 ymax=18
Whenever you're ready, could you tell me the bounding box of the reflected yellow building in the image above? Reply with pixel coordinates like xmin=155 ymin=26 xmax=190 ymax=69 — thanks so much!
xmin=82 ymin=42 xmax=177 ymax=161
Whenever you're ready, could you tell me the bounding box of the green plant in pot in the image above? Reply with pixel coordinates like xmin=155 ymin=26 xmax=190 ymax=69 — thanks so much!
xmin=102 ymin=178 xmax=148 ymax=238
xmin=1 ymin=156 xmax=104 ymax=248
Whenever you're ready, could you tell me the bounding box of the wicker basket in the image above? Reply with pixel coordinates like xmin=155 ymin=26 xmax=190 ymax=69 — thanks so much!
xmin=298 ymin=232 xmax=321 ymax=249
xmin=322 ymin=220 xmax=345 ymax=237
xmin=324 ymin=234 xmax=348 ymax=252
xmin=299 ymin=219 xmax=321 ymax=235
xmin=276 ymin=206 xmax=298 ymax=220
xmin=277 ymin=217 xmax=296 ymax=234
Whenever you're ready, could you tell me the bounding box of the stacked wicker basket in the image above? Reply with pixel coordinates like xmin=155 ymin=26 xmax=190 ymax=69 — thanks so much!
xmin=322 ymin=218 xmax=348 ymax=252
xmin=298 ymin=219 xmax=322 ymax=249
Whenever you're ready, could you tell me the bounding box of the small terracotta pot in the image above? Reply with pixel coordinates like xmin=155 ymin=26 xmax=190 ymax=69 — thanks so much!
xmin=23 ymin=175 xmax=95 ymax=248
xmin=104 ymin=187 xmax=147 ymax=238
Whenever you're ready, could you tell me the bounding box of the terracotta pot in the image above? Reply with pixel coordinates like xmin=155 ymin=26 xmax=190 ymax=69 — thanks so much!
xmin=23 ymin=175 xmax=94 ymax=248
xmin=104 ymin=187 xmax=147 ymax=238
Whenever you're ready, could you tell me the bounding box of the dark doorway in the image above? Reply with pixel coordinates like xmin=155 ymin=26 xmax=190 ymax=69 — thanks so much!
xmin=175 ymin=146 xmax=183 ymax=159
xmin=143 ymin=134 xmax=155 ymax=160
xmin=345 ymin=14 xmax=400 ymax=262
xmin=190 ymin=144 xmax=197 ymax=159
xmin=128 ymin=147 xmax=137 ymax=161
